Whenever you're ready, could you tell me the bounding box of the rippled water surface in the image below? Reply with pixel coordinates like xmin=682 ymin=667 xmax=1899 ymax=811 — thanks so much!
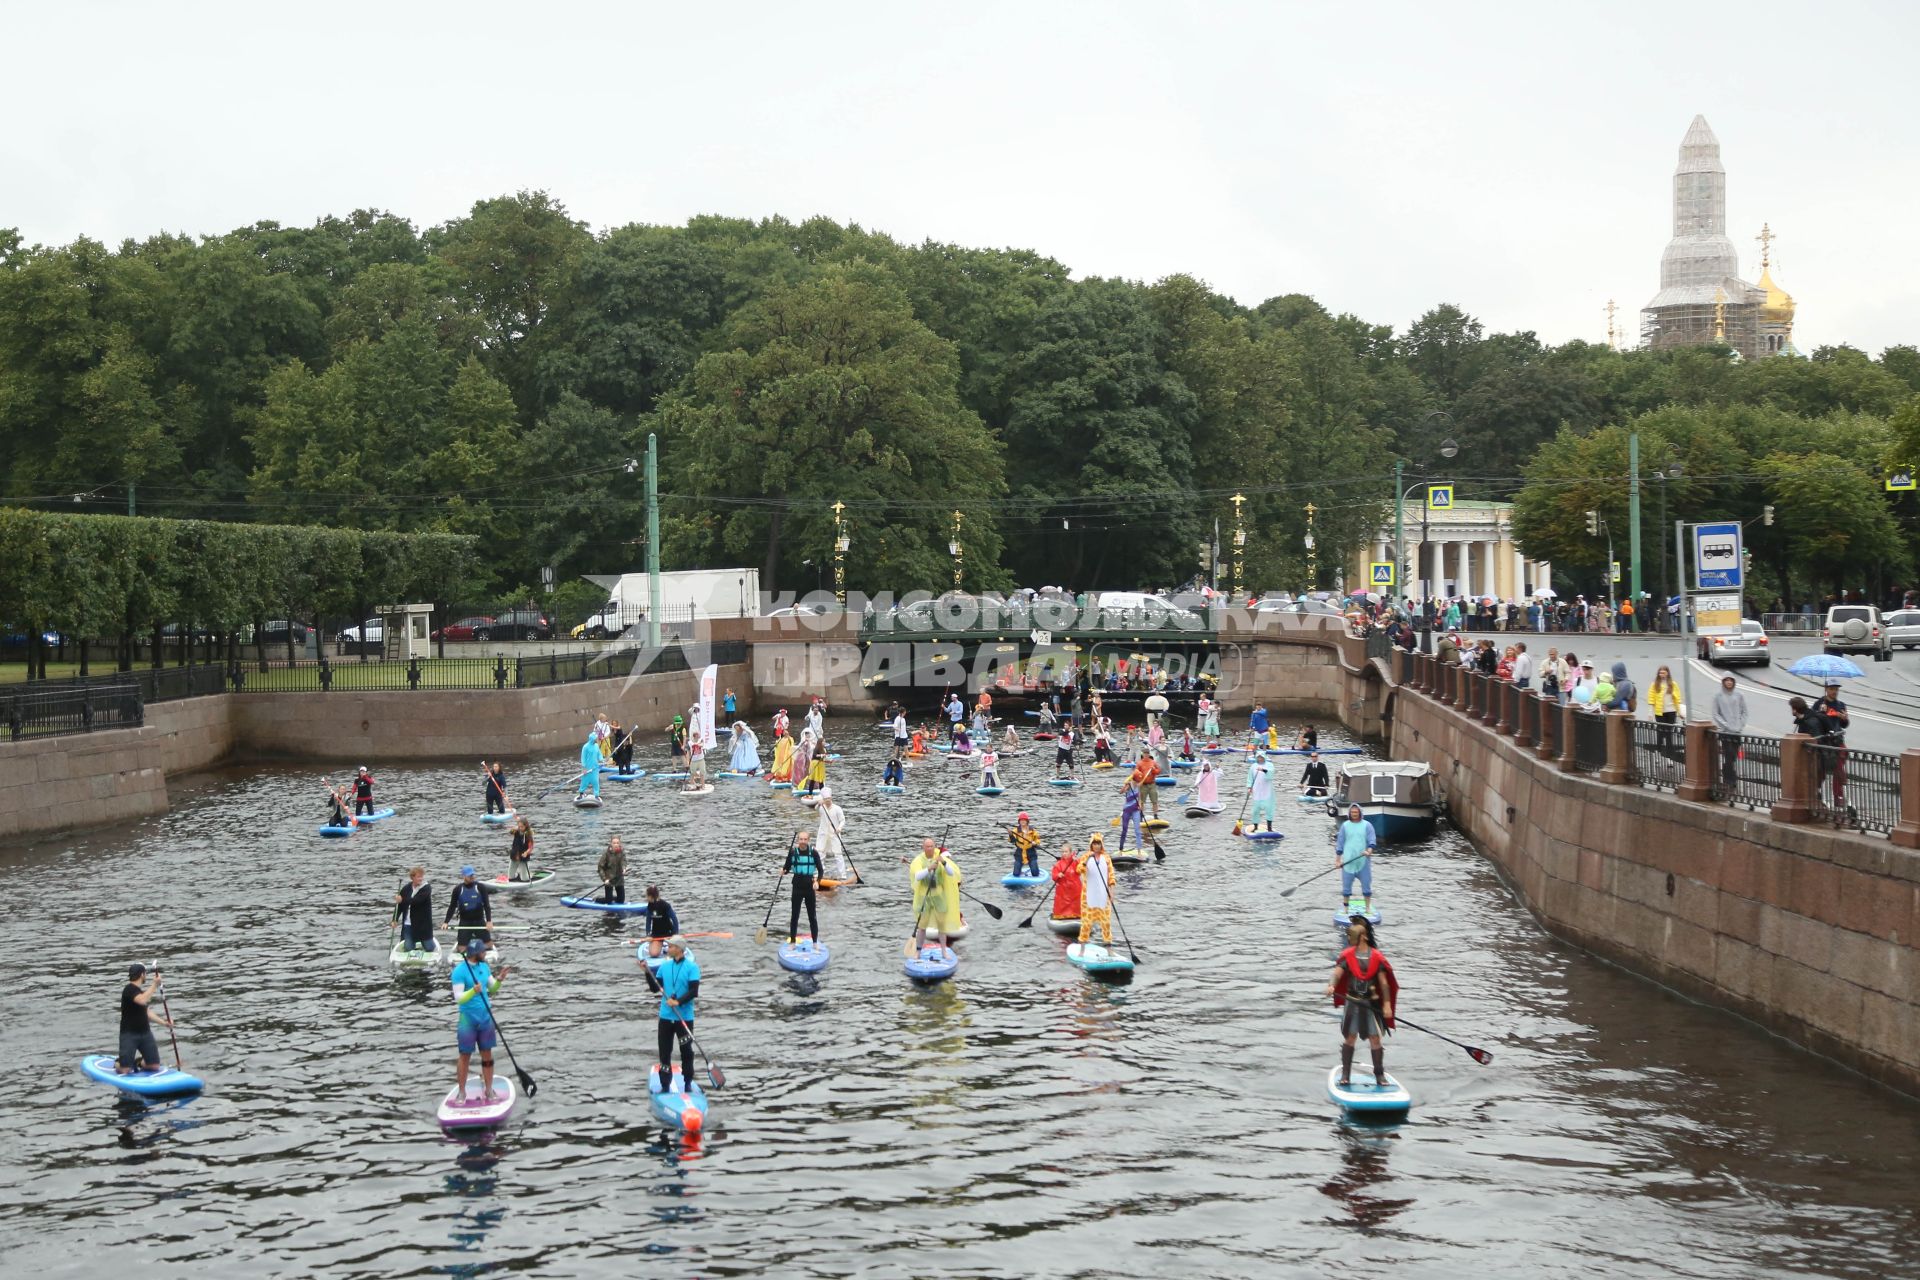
xmin=3 ymin=722 xmax=1918 ymax=1278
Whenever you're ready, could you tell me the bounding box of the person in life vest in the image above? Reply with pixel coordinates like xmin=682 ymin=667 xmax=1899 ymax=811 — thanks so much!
xmin=1249 ymin=702 xmax=1270 ymax=746
xmin=1128 ymin=749 xmax=1162 ymax=820
xmin=909 ymin=837 xmax=964 ymax=948
xmin=1246 ymin=750 xmax=1276 ymax=832
xmin=445 ymin=866 xmax=494 ymax=950
xmin=352 ymin=767 xmax=376 ymax=816
xmin=1091 ymin=721 xmax=1115 ymax=766
xmin=325 ymin=784 xmax=356 ymax=830
xmin=1049 ymin=843 xmax=1083 ymax=924
xmin=1007 ymin=813 xmax=1042 ymax=877
xmin=782 ymin=830 xmax=822 ymax=944
xmin=1325 ymin=919 xmax=1399 ymax=1088
xmin=1076 ymin=835 xmax=1117 ymax=945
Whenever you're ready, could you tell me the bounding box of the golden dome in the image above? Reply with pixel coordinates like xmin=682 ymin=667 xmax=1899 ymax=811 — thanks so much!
xmin=1758 ymin=265 xmax=1795 ymax=324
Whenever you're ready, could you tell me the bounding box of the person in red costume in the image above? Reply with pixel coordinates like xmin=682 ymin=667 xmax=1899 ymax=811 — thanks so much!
xmin=1325 ymin=919 xmax=1399 ymax=1088
xmin=1048 ymin=843 xmax=1083 ymax=927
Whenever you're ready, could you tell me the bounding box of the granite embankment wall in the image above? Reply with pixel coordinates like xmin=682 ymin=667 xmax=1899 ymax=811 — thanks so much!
xmin=0 ymin=664 xmax=750 ymax=840
xmin=1390 ymin=685 xmax=1920 ymax=1097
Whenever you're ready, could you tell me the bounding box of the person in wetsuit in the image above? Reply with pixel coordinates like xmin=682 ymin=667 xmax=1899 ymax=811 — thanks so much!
xmin=641 ymin=885 xmax=679 ymax=959
xmin=783 ymin=830 xmax=822 ymax=943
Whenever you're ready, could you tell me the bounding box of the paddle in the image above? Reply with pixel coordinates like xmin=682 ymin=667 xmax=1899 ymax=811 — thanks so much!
xmin=465 ymin=967 xmax=536 ymax=1097
xmin=755 ymin=828 xmax=800 ymax=944
xmin=1101 ymin=875 xmax=1143 ymax=966
xmin=675 ymin=1021 xmax=726 ymax=1090
xmin=1395 ymin=1015 xmax=1494 ymax=1065
xmin=1229 ymin=779 xmax=1254 ymax=836
xmin=152 ymin=966 xmax=184 ymax=1071
xmin=1278 ymin=863 xmax=1345 ymax=898
xmin=954 ymin=884 xmax=1005 ymax=921
xmin=624 ymin=932 xmax=734 ymax=945
xmin=436 ymin=924 xmax=532 ymax=932
xmin=820 ymin=804 xmax=862 ymax=884
xmin=567 ymin=878 xmax=612 ymax=905
xmin=538 ymin=770 xmax=591 ymax=801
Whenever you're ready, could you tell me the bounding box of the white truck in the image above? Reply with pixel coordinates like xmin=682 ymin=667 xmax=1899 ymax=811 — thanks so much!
xmin=572 ymin=568 xmax=762 ymax=638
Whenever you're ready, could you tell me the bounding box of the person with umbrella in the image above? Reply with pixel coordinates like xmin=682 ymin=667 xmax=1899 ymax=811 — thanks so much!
xmin=1810 ymin=680 xmax=1852 ymax=817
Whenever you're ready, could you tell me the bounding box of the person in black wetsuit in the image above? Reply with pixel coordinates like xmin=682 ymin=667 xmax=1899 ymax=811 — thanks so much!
xmin=611 ymin=721 xmax=636 ymax=774
xmin=483 ymin=761 xmax=509 ymax=815
xmin=783 ymin=830 xmax=822 ymax=944
xmin=1300 ymin=752 xmax=1331 ymax=797
xmin=325 ymin=786 xmax=354 ymax=829
xmin=641 ymin=885 xmax=679 ymax=959
xmin=393 ymin=866 xmax=436 ymax=951
xmin=352 ymin=767 xmax=376 ymax=816
xmin=444 ymin=866 xmax=493 ymax=949
xmin=118 ymin=963 xmax=172 ymax=1073
xmin=1294 ymin=724 xmax=1319 ymax=752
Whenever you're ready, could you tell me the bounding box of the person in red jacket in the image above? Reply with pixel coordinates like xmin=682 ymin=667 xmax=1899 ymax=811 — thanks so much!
xmin=1048 ymin=843 xmax=1083 ymax=926
xmin=1324 ymin=919 xmax=1399 ymax=1088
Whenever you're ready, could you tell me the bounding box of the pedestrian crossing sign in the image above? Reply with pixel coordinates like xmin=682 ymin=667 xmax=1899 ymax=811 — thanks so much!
xmin=1425 ymin=485 xmax=1454 ymax=511
xmin=1888 ymin=469 xmax=1916 ymax=492
xmin=1370 ymin=562 xmax=1395 ymax=587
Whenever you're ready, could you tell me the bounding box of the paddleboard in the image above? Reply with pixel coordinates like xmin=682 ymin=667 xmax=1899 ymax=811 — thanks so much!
xmin=777 ymin=938 xmax=830 ymax=973
xmin=648 ymin=1065 xmax=709 ymax=1133
xmin=602 ymin=770 xmax=645 ymax=783
xmin=1092 ymin=761 xmax=1116 ymax=770
xmin=560 ymin=896 xmax=649 ymax=913
xmin=903 ymin=945 xmax=959 ymax=982
xmin=388 ymin=940 xmax=446 ymax=968
xmin=935 ymin=918 xmax=971 ymax=940
xmin=904 ymin=752 xmax=929 ymax=760
xmin=1326 ymin=1064 xmax=1411 ymax=1114
xmin=1033 ymin=733 xmax=1056 ymax=741
xmin=79 ymin=1055 xmax=203 ymax=1097
xmin=1172 ymin=759 xmax=1198 ymax=769
xmin=320 ymin=807 xmax=394 ymax=835
xmin=573 ymin=795 xmax=603 ymax=809
xmin=479 ymin=869 xmax=556 ymax=893
xmin=634 ymin=942 xmax=668 ymax=969
xmin=1154 ymin=776 xmax=1177 ymax=786
xmin=356 ymin=807 xmax=398 ymax=822
xmin=437 ymin=1077 xmax=518 ymax=1131
xmin=716 ymin=771 xmax=755 ymax=780
xmin=1274 ymin=748 xmax=1364 ymax=756
xmin=1246 ymin=830 xmax=1285 ymax=841
xmin=1298 ymin=793 xmax=1330 ymax=805
xmin=1143 ymin=818 xmax=1171 ymax=831
xmin=1334 ymin=899 xmax=1383 ymax=927
xmin=1047 ymin=778 xmax=1081 ymax=788
xmin=1066 ymin=941 xmax=1135 ymax=976
xmin=1046 ymin=916 xmax=1082 ymax=936
xmin=1112 ymin=852 xmax=1151 ymax=869
xmin=481 ymin=810 xmax=516 ymax=825
xmin=318 ymin=823 xmax=357 ymax=837
xmin=799 ymin=794 xmax=820 ymax=807
xmin=1185 ymin=804 xmax=1224 ymax=818
xmin=876 ymin=784 xmax=906 ymax=794
xmin=976 ymin=786 xmax=1005 ymax=796
xmin=1201 ymin=746 xmax=1232 ymax=755
xmin=825 ymin=753 xmax=844 ymax=761
xmin=819 ymin=875 xmax=859 ymax=891
xmin=769 ymin=780 xmax=794 ymax=790
xmin=680 ymin=784 xmax=715 ymax=796
xmin=1001 ymin=871 xmax=1048 ymax=887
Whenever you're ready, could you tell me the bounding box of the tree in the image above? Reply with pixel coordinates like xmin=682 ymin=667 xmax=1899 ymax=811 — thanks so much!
xmin=1758 ymin=451 xmax=1908 ymax=595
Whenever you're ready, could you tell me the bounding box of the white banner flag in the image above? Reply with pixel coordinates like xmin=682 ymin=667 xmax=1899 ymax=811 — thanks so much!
xmin=697 ymin=664 xmax=718 ymax=750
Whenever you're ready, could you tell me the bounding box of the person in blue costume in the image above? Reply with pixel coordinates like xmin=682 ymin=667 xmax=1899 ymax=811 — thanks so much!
xmin=728 ymin=721 xmax=762 ymax=774
xmin=641 ymin=936 xmax=700 ymax=1091
xmin=1117 ymin=783 xmax=1145 ymax=853
xmin=1249 ymin=702 xmax=1270 ymax=746
xmin=451 ymin=939 xmax=507 ymax=1106
xmin=577 ymin=732 xmax=601 ymax=799
xmin=1331 ymin=804 xmax=1378 ymax=914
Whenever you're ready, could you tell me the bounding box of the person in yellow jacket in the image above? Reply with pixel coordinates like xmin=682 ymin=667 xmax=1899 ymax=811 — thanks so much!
xmin=1647 ymin=664 xmax=1683 ymax=760
xmin=1076 ymin=834 xmax=1116 ymax=944
xmin=1007 ymin=813 xmax=1042 ymax=877
xmin=909 ymin=837 xmax=964 ymax=947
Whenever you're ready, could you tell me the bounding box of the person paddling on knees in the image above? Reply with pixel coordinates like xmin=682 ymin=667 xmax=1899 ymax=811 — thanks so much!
xmin=598 ymin=837 xmax=627 ymax=904
xmin=325 ymin=784 xmax=354 ymax=829
xmin=394 ymin=866 xmax=436 ymax=952
xmin=1332 ymin=805 xmax=1377 ymax=914
xmin=783 ymin=831 xmax=822 ymax=944
xmin=451 ymin=938 xmax=506 ymax=1105
xmin=1299 ymin=751 xmax=1330 ymax=799
xmin=118 ymin=962 xmax=173 ymax=1074
xmin=446 ymin=866 xmax=493 ymax=951
xmin=640 ymin=936 xmax=700 ymax=1092
xmin=641 ymin=885 xmax=678 ymax=959
xmin=1325 ymin=920 xmax=1398 ymax=1088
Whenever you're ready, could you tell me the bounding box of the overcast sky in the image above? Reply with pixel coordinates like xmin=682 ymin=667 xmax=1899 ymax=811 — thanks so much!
xmin=8 ymin=2 xmax=1915 ymax=355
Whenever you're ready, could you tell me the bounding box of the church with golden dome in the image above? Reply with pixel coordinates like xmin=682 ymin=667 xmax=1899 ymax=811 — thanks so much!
xmin=1641 ymin=115 xmax=1798 ymax=360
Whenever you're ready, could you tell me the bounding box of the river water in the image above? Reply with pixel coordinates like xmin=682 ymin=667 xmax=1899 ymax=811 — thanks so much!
xmin=2 ymin=723 xmax=1917 ymax=1278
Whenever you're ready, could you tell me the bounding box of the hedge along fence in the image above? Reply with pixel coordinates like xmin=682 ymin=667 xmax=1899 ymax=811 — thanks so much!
xmin=0 ymin=508 xmax=479 ymax=678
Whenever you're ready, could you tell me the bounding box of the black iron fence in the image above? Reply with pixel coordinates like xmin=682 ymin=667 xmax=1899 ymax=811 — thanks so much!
xmin=1629 ymin=719 xmax=1685 ymax=792
xmin=1570 ymin=709 xmax=1608 ymax=773
xmin=5 ymin=679 xmax=143 ymax=741
xmin=1708 ymin=732 xmax=1782 ymax=811
xmin=1808 ymin=743 xmax=1902 ymax=835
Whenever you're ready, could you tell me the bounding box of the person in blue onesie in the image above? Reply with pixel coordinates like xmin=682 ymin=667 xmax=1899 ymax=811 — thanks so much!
xmin=577 ymin=732 xmax=601 ymax=799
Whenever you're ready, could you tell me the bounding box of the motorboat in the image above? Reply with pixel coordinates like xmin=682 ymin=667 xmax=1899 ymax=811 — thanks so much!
xmin=1323 ymin=760 xmax=1440 ymax=841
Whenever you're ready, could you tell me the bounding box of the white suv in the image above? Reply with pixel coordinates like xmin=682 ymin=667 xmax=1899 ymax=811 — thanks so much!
xmin=1822 ymin=605 xmax=1890 ymax=659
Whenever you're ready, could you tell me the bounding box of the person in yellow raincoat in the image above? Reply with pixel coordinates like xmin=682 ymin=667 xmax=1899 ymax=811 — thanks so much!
xmin=770 ymin=731 xmax=796 ymax=783
xmin=1076 ymin=834 xmax=1116 ymax=944
xmin=909 ymin=836 xmax=963 ymax=947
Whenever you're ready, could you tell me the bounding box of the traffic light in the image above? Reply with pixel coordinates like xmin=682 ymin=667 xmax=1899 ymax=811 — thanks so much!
xmin=1584 ymin=510 xmax=1599 ymax=536
xmin=1762 ymin=504 xmax=1774 ymax=526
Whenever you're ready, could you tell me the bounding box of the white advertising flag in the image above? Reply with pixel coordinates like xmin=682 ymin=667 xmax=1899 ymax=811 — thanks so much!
xmin=698 ymin=664 xmax=718 ymax=750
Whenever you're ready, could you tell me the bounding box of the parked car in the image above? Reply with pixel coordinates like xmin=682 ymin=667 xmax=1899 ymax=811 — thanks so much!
xmin=337 ymin=618 xmax=384 ymax=644
xmin=1821 ymin=605 xmax=1890 ymax=659
xmin=476 ymin=611 xmax=551 ymax=641
xmin=1698 ymin=618 xmax=1770 ymax=667
xmin=1093 ymin=591 xmax=1202 ymax=626
xmin=1883 ymin=608 xmax=1920 ymax=650
xmin=253 ymin=620 xmax=310 ymax=644
xmin=0 ymin=627 xmax=63 ymax=648
xmin=433 ymin=615 xmax=494 ymax=641
xmin=763 ymin=603 xmax=830 ymax=620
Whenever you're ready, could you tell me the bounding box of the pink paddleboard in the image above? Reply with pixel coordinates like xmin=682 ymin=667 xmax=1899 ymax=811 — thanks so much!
xmin=436 ymin=1077 xmax=517 ymax=1132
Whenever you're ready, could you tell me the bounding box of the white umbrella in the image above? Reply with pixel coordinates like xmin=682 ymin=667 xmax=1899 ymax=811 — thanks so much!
xmin=1533 ymin=587 xmax=1558 ymax=599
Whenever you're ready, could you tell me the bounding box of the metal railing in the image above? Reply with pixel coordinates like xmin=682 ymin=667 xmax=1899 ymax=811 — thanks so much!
xmin=1629 ymin=720 xmax=1684 ymax=792
xmin=1570 ymin=710 xmax=1608 ymax=773
xmin=1709 ymin=732 xmax=1781 ymax=811
xmin=1808 ymin=743 xmax=1902 ymax=834
xmin=5 ymin=680 xmax=143 ymax=741
xmin=1760 ymin=613 xmax=1820 ymax=633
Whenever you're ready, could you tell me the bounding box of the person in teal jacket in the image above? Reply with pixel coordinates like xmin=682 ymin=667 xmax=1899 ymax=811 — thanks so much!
xmin=451 ymin=939 xmax=508 ymax=1106
xmin=577 ymin=733 xmax=601 ymax=799
xmin=642 ymin=936 xmax=700 ymax=1090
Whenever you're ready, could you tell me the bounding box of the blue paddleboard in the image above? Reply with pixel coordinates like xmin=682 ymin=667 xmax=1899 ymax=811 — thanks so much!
xmin=80 ymin=1054 xmax=203 ymax=1097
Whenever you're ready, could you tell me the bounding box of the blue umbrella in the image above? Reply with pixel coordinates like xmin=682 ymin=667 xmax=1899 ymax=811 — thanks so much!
xmin=1787 ymin=654 xmax=1864 ymax=681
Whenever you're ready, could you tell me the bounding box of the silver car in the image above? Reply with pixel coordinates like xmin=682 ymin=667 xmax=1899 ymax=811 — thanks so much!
xmin=1698 ymin=618 xmax=1770 ymax=667
xmin=1822 ymin=605 xmax=1891 ymax=658
xmin=1884 ymin=608 xmax=1920 ymax=650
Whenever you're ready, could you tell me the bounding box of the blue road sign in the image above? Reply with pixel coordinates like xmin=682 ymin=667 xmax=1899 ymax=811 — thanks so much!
xmin=1693 ymin=521 xmax=1742 ymax=591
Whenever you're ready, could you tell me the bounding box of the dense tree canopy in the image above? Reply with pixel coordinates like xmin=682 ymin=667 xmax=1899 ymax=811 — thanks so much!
xmin=1 ymin=195 xmax=1917 ymax=605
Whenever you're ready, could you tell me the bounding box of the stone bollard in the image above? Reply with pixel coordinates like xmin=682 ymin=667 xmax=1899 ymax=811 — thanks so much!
xmin=1892 ymin=749 xmax=1920 ymax=849
xmin=1675 ymin=721 xmax=1714 ymax=802
xmin=1534 ymin=692 xmax=1558 ymax=759
xmin=1493 ymin=679 xmax=1512 ymax=733
xmin=1556 ymin=702 xmax=1579 ymax=773
xmin=1770 ymin=732 xmax=1815 ymax=824
xmin=1599 ymin=709 xmax=1631 ymax=784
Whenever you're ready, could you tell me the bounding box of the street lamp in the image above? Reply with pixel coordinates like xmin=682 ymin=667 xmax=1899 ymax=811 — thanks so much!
xmin=1656 ymin=459 xmax=1683 ymax=626
xmin=949 ymin=510 xmax=964 ymax=590
xmin=1303 ymin=503 xmax=1318 ymax=590
xmin=831 ymin=499 xmax=848 ymax=606
xmin=1393 ymin=413 xmax=1460 ymax=613
xmin=1230 ymin=493 xmax=1247 ymax=600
